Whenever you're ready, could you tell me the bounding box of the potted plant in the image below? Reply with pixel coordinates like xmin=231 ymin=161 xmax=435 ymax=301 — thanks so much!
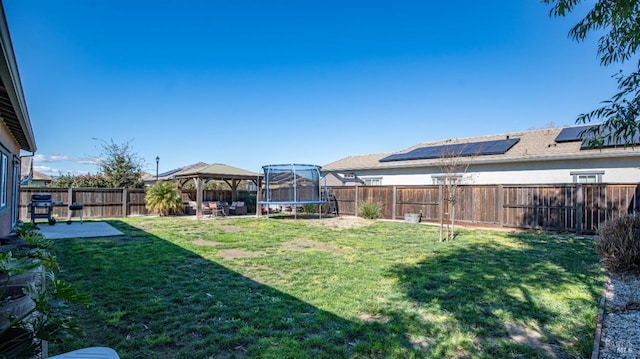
xmin=1 ymin=222 xmax=90 ymax=358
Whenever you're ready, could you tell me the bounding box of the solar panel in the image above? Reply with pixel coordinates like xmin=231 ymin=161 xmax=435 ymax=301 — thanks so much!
xmin=555 ymin=125 xmax=596 ymax=143
xmin=379 ymin=138 xmax=520 ymax=162
xmin=157 ymin=168 xmax=182 ymax=177
xmin=556 ymin=124 xmax=640 ymax=148
xmin=579 ymin=132 xmax=640 ymax=149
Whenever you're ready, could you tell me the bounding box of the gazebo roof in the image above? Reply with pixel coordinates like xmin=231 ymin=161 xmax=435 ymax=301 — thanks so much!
xmin=175 ymin=163 xmax=260 ymax=181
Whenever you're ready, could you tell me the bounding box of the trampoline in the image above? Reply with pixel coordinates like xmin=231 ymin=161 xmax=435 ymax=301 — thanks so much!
xmin=258 ymin=164 xmax=329 ymax=218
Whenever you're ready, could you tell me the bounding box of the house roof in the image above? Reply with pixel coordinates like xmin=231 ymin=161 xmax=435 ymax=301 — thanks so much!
xmin=32 ymin=170 xmax=52 ymax=181
xmin=0 ymin=4 xmax=36 ymax=152
xmin=142 ymin=162 xmax=209 ymax=182
xmin=161 ymin=162 xmax=208 ymax=179
xmin=175 ymin=163 xmax=259 ymax=180
xmin=323 ymin=126 xmax=640 ymax=171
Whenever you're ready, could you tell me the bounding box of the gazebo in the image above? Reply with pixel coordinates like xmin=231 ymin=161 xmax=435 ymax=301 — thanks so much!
xmin=174 ymin=163 xmax=260 ymax=219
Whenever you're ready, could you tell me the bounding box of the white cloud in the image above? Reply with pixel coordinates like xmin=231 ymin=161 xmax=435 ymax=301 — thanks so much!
xmin=32 ymin=153 xmax=99 ymax=177
xmin=33 ymin=165 xmax=56 ymax=172
xmin=78 ymin=157 xmax=100 ymax=165
xmin=32 ymin=154 xmax=47 ymax=162
xmin=49 ymin=154 xmax=71 ymax=161
xmin=33 ymin=153 xmax=99 ymax=165
xmin=34 ymin=165 xmax=91 ymax=177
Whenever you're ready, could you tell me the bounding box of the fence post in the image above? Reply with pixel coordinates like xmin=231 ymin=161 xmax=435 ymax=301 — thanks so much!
xmin=576 ymin=184 xmax=583 ymax=235
xmin=498 ymin=185 xmax=504 ymax=228
xmin=438 ymin=185 xmax=443 ymax=240
xmin=122 ymin=188 xmax=128 ymax=218
xmin=392 ymin=186 xmax=397 ymax=221
xmin=354 ymin=185 xmax=358 ymax=217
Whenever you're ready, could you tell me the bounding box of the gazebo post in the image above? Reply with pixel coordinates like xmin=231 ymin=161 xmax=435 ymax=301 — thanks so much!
xmin=231 ymin=179 xmax=240 ymax=202
xmin=256 ymin=176 xmax=262 ymax=217
xmin=196 ymin=176 xmax=204 ymax=219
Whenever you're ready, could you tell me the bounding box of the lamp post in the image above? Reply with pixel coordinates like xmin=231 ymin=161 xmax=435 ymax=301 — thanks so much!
xmin=155 ymin=156 xmax=160 ymax=183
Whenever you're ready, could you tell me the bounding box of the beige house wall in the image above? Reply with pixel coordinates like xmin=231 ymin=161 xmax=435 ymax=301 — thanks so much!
xmin=348 ymin=156 xmax=640 ymax=186
xmin=0 ymin=119 xmax=21 ymax=235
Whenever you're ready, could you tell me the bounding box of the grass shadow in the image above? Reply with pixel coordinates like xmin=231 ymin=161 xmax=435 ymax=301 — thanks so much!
xmin=387 ymin=230 xmax=603 ymax=358
xmin=50 ymin=220 xmax=366 ymax=359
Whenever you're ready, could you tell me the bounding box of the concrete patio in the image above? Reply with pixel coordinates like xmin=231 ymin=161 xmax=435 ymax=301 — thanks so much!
xmin=36 ymin=221 xmax=123 ymax=239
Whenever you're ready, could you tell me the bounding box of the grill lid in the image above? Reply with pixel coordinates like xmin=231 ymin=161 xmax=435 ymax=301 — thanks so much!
xmin=31 ymin=194 xmax=52 ymax=202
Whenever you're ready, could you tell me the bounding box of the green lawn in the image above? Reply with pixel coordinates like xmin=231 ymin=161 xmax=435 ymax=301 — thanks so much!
xmin=50 ymin=216 xmax=603 ymax=358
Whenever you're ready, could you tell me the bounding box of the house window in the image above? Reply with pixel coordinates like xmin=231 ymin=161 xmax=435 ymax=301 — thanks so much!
xmin=363 ymin=178 xmax=382 ymax=186
xmin=431 ymin=174 xmax=462 ymax=185
xmin=0 ymin=152 xmax=7 ymax=207
xmin=570 ymin=171 xmax=604 ymax=184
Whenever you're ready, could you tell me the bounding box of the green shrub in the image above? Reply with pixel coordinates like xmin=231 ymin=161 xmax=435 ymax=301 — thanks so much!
xmin=240 ymin=193 xmax=257 ymax=214
xmin=302 ymin=204 xmax=316 ymax=214
xmin=1 ymin=218 xmax=91 ymax=357
xmin=596 ymin=214 xmax=640 ymax=274
xmin=358 ymin=201 xmax=382 ymax=220
xmin=14 ymin=222 xmax=38 ymax=237
xmin=145 ymin=182 xmax=183 ymax=216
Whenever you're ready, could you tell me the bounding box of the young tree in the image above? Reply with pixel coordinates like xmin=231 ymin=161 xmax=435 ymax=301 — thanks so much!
xmin=545 ymin=0 xmax=640 ymax=146
xmin=436 ymin=144 xmax=473 ymax=241
xmin=97 ymin=140 xmax=144 ymax=188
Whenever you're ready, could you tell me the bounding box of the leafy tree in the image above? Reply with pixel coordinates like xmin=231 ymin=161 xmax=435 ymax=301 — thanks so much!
xmin=145 ymin=182 xmax=183 ymax=216
xmin=545 ymin=0 xmax=640 ymax=146
xmin=70 ymin=174 xmax=109 ymax=188
xmin=49 ymin=174 xmax=75 ymax=188
xmin=97 ymin=140 xmax=144 ymax=188
xmin=50 ymin=173 xmax=109 ymax=188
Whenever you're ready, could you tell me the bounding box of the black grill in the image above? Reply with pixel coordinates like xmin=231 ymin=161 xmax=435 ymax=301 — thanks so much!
xmin=30 ymin=194 xmax=53 ymax=224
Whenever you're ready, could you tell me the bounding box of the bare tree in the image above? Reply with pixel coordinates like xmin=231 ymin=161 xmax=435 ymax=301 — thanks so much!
xmin=435 ymin=143 xmax=474 ymax=241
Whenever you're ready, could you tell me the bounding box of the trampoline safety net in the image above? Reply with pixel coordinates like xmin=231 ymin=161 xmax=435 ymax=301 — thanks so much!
xmin=259 ymin=164 xmax=325 ymax=205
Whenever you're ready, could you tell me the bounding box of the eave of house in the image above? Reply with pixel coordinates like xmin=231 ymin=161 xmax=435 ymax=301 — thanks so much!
xmin=0 ymin=5 xmax=36 ymax=152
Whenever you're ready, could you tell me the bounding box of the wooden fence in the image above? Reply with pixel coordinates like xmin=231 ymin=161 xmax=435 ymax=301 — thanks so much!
xmin=329 ymin=184 xmax=640 ymax=234
xmin=20 ymin=188 xmax=150 ymax=221
xmin=20 ymin=184 xmax=640 ymax=233
xmin=19 ymin=188 xmax=255 ymax=221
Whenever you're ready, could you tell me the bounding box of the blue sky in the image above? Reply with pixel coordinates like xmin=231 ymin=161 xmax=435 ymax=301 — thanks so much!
xmin=3 ymin=1 xmax=619 ymax=177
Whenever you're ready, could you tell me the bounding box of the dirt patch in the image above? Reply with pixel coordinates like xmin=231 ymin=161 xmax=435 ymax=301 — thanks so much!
xmin=218 ymin=224 xmax=241 ymax=233
xmin=192 ymin=239 xmax=221 ymax=247
xmin=358 ymin=313 xmax=389 ymax=323
xmin=304 ymin=216 xmax=372 ymax=230
xmin=244 ymin=265 xmax=298 ymax=284
xmin=283 ymin=239 xmax=343 ymax=254
xmin=218 ymin=249 xmax=262 ymax=260
xmin=505 ymin=322 xmax=569 ymax=358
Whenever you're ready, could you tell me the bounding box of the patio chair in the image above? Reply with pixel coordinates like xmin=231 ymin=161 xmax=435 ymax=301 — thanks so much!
xmin=208 ymin=202 xmax=226 ymax=218
xmin=229 ymin=201 xmax=247 ymax=215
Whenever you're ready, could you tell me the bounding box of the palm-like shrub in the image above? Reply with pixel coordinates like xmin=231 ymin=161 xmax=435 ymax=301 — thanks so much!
xmin=145 ymin=182 xmax=183 ymax=216
xmin=358 ymin=201 xmax=382 ymax=220
xmin=597 ymin=214 xmax=640 ymax=274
